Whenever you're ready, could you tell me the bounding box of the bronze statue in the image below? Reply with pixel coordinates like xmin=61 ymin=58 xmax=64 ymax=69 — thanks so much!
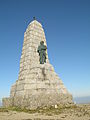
xmin=37 ymin=41 xmax=47 ymax=64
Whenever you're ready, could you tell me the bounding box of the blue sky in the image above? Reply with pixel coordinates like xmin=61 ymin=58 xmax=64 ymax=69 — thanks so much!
xmin=0 ymin=0 xmax=90 ymax=100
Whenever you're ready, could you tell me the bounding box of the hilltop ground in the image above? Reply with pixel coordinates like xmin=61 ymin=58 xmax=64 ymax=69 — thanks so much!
xmin=0 ymin=104 xmax=90 ymax=120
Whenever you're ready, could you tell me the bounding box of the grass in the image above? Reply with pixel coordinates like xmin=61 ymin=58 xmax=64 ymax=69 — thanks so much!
xmin=0 ymin=104 xmax=90 ymax=118
xmin=0 ymin=107 xmax=9 ymax=112
xmin=0 ymin=104 xmax=78 ymax=115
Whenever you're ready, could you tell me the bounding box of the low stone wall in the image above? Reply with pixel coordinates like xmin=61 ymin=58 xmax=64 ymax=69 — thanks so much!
xmin=3 ymin=93 xmax=73 ymax=109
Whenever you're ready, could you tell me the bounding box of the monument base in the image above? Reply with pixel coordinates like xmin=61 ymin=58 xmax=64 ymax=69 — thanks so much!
xmin=3 ymin=63 xmax=73 ymax=109
xmin=3 ymin=93 xmax=73 ymax=109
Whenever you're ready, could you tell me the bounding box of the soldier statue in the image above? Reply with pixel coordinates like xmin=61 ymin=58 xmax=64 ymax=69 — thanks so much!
xmin=37 ymin=41 xmax=47 ymax=64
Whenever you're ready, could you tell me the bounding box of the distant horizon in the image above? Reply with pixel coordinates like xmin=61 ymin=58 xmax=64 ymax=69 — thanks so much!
xmin=74 ymin=96 xmax=90 ymax=104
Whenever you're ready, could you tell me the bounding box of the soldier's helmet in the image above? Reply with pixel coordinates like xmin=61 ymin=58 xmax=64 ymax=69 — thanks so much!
xmin=40 ymin=41 xmax=44 ymax=45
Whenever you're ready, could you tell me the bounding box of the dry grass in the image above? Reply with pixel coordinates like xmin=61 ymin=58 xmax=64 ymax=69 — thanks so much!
xmin=0 ymin=104 xmax=78 ymax=115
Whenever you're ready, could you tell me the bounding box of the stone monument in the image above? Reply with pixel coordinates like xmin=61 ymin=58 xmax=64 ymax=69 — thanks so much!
xmin=3 ymin=19 xmax=73 ymax=109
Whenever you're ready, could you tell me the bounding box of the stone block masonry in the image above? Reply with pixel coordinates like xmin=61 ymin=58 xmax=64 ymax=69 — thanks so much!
xmin=3 ymin=19 xmax=73 ymax=109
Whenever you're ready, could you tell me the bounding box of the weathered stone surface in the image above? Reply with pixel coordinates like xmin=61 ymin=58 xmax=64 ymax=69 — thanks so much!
xmin=3 ymin=19 xmax=73 ymax=109
xmin=3 ymin=93 xmax=73 ymax=109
